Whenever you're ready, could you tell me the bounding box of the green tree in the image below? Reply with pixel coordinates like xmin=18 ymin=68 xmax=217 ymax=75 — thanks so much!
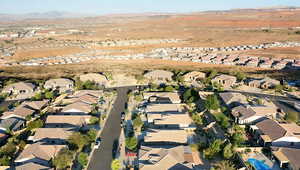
xmin=164 ymin=85 xmax=175 ymax=92
xmin=204 ymin=139 xmax=223 ymax=159
xmin=111 ymin=159 xmax=121 ymax=170
xmin=32 ymin=92 xmax=43 ymax=100
xmin=87 ymin=129 xmax=97 ymax=142
xmin=205 ymin=95 xmax=220 ymax=110
xmin=68 ymin=132 xmax=89 ymax=151
xmin=223 ymin=143 xmax=234 ymax=159
xmin=27 ymin=120 xmax=44 ymax=130
xmin=77 ymin=152 xmax=88 ymax=167
xmin=208 ymin=69 xmax=218 ymax=79
xmin=0 ymin=142 xmax=16 ymax=156
xmin=133 ymin=115 xmax=144 ymax=131
xmin=52 ymin=148 xmax=74 ymax=170
xmin=89 ymin=117 xmax=99 ymax=125
xmin=45 ymin=91 xmax=54 ymax=99
xmin=183 ymin=88 xmax=199 ymax=103
xmin=235 ymin=72 xmax=246 ymax=82
xmin=274 ymin=84 xmax=284 ymax=93
xmin=125 ymin=136 xmax=138 ymax=151
xmin=0 ymin=155 xmax=11 ymax=166
xmin=212 ymin=160 xmax=236 ymax=170
xmin=192 ymin=114 xmax=203 ymax=125
xmin=285 ymin=111 xmax=299 ymax=123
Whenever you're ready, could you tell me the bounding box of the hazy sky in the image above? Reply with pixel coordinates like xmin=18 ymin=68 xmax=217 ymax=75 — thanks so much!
xmin=1 ymin=0 xmax=300 ymax=14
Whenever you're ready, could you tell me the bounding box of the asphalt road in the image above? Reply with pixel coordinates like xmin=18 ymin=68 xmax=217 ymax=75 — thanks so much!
xmin=88 ymin=88 xmax=127 ymax=170
xmin=87 ymin=86 xmax=143 ymax=170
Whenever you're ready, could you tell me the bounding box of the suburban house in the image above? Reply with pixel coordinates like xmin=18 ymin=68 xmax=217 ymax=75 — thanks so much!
xmin=144 ymin=70 xmax=174 ymax=82
xmin=148 ymin=113 xmax=195 ymax=130
xmin=143 ymin=129 xmax=190 ymax=145
xmin=183 ymin=71 xmax=206 ymax=82
xmin=2 ymin=82 xmax=36 ymax=96
xmin=79 ymin=73 xmax=108 ymax=87
xmin=28 ymin=128 xmax=74 ymax=144
xmin=0 ymin=117 xmax=25 ymax=132
xmin=138 ymin=145 xmax=194 ymax=170
xmin=60 ymin=101 xmax=93 ymax=115
xmin=15 ymin=142 xmax=65 ymax=167
xmin=1 ymin=105 xmax=35 ymax=120
xmin=21 ymin=100 xmax=49 ymax=111
xmin=15 ymin=162 xmax=52 ymax=170
xmin=72 ymin=90 xmax=102 ymax=98
xmin=219 ymin=92 xmax=248 ymax=108
xmin=231 ymin=105 xmax=277 ymax=124
xmin=143 ymin=92 xmax=181 ymax=104
xmin=250 ymin=119 xmax=300 ymax=147
xmin=246 ymin=77 xmax=280 ymax=89
xmin=145 ymin=104 xmax=184 ymax=114
xmin=44 ymin=78 xmax=74 ymax=93
xmin=45 ymin=115 xmax=92 ymax=129
xmin=211 ymin=74 xmax=237 ymax=87
xmin=272 ymin=147 xmax=300 ymax=170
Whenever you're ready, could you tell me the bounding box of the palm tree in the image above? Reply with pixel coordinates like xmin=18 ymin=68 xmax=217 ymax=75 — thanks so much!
xmin=212 ymin=160 xmax=236 ymax=170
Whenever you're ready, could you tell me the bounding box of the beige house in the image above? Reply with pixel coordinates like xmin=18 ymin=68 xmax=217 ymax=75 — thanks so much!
xmin=138 ymin=145 xmax=194 ymax=170
xmin=148 ymin=113 xmax=195 ymax=130
xmin=211 ymin=74 xmax=237 ymax=87
xmin=79 ymin=73 xmax=108 ymax=87
xmin=29 ymin=128 xmax=73 ymax=144
xmin=2 ymin=82 xmax=36 ymax=95
xmin=272 ymin=147 xmax=300 ymax=170
xmin=44 ymin=78 xmax=74 ymax=93
xmin=145 ymin=104 xmax=183 ymax=114
xmin=21 ymin=100 xmax=49 ymax=111
xmin=144 ymin=70 xmax=174 ymax=82
xmin=143 ymin=92 xmax=181 ymax=104
xmin=72 ymin=90 xmax=102 ymax=98
xmin=250 ymin=119 xmax=300 ymax=147
xmin=247 ymin=77 xmax=280 ymax=89
xmin=232 ymin=105 xmax=277 ymax=124
xmin=183 ymin=71 xmax=206 ymax=82
xmin=144 ymin=129 xmax=190 ymax=144
xmin=61 ymin=101 xmax=93 ymax=114
xmin=219 ymin=92 xmax=248 ymax=107
xmin=1 ymin=105 xmax=35 ymax=120
xmin=15 ymin=142 xmax=65 ymax=167
xmin=16 ymin=162 xmax=52 ymax=170
xmin=45 ymin=115 xmax=92 ymax=129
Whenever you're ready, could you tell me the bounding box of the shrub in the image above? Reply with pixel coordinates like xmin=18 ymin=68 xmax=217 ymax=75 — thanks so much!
xmin=27 ymin=120 xmax=44 ymax=130
xmin=133 ymin=115 xmax=144 ymax=131
xmin=52 ymin=148 xmax=74 ymax=169
xmin=285 ymin=111 xmax=299 ymax=123
xmin=89 ymin=117 xmax=99 ymax=125
xmin=223 ymin=143 xmax=234 ymax=159
xmin=125 ymin=136 xmax=138 ymax=151
xmin=205 ymin=94 xmax=220 ymax=110
xmin=87 ymin=128 xmax=97 ymax=142
xmin=164 ymin=85 xmax=175 ymax=92
xmin=111 ymin=159 xmax=121 ymax=170
xmin=68 ymin=132 xmax=89 ymax=151
xmin=77 ymin=152 xmax=88 ymax=167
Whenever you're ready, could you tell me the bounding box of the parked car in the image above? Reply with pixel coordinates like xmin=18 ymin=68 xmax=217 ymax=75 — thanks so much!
xmin=94 ymin=137 xmax=102 ymax=149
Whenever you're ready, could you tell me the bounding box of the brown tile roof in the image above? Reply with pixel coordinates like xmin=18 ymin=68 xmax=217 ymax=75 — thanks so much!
xmin=32 ymin=128 xmax=73 ymax=142
xmin=16 ymin=162 xmax=52 ymax=170
xmin=16 ymin=142 xmax=66 ymax=162
xmin=45 ymin=115 xmax=91 ymax=126
xmin=61 ymin=101 xmax=92 ymax=113
xmin=273 ymin=147 xmax=300 ymax=170
xmin=256 ymin=119 xmax=286 ymax=140
xmin=22 ymin=100 xmax=49 ymax=110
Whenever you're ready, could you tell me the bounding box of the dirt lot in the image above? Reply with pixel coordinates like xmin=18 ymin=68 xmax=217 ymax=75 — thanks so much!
xmin=1 ymin=59 xmax=299 ymax=81
xmin=1 ymin=8 xmax=300 ymax=79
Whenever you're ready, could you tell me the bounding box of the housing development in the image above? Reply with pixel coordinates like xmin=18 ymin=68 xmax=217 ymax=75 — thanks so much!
xmin=0 ymin=3 xmax=300 ymax=170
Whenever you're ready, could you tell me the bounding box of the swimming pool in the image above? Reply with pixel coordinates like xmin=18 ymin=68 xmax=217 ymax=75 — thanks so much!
xmin=248 ymin=158 xmax=272 ymax=170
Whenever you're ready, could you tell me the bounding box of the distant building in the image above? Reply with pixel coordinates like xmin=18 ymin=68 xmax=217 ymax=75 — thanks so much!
xmin=183 ymin=71 xmax=206 ymax=82
xmin=144 ymin=70 xmax=174 ymax=83
xmin=2 ymin=82 xmax=36 ymax=95
xmin=211 ymin=74 xmax=237 ymax=87
xmin=44 ymin=78 xmax=74 ymax=93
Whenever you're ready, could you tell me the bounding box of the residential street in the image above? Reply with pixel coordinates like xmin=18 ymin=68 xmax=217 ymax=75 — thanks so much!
xmin=87 ymin=86 xmax=143 ymax=170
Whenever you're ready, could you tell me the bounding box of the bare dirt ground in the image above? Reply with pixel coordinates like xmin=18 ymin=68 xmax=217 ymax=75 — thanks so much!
xmin=1 ymin=59 xmax=299 ymax=81
xmin=1 ymin=8 xmax=300 ymax=79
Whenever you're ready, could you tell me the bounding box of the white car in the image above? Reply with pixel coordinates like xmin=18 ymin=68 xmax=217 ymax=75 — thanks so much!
xmin=94 ymin=138 xmax=102 ymax=149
